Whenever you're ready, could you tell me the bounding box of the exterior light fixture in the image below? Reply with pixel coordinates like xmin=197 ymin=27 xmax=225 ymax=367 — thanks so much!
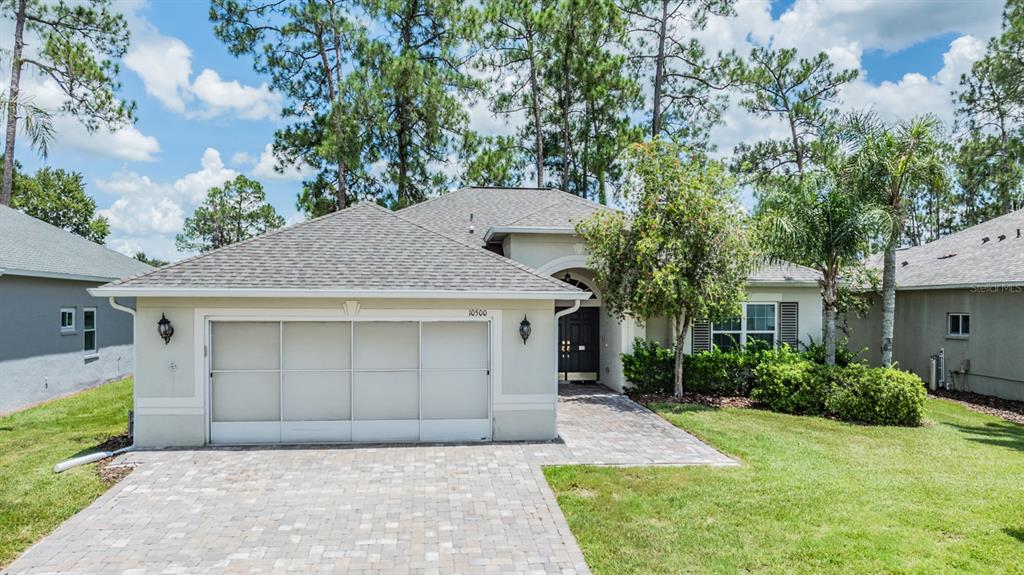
xmin=157 ymin=314 xmax=174 ymax=344
xmin=519 ymin=315 xmax=532 ymax=344
xmin=563 ymin=272 xmax=572 ymax=283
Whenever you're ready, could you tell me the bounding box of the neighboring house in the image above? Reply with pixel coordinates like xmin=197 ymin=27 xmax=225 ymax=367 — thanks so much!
xmin=91 ymin=187 xmax=822 ymax=448
xmin=0 ymin=205 xmax=153 ymax=414
xmin=846 ymin=208 xmax=1024 ymax=401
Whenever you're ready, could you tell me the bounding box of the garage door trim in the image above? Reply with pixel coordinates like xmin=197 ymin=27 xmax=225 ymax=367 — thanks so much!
xmin=201 ymin=310 xmax=497 ymax=445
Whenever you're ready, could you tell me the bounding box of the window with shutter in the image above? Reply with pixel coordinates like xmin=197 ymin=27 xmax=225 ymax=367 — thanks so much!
xmin=780 ymin=302 xmax=799 ymax=348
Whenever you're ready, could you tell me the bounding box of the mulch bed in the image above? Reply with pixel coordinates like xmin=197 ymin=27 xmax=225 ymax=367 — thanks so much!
xmin=630 ymin=392 xmax=754 ymax=409
xmin=92 ymin=433 xmax=137 ymax=485
xmin=931 ymin=389 xmax=1024 ymax=425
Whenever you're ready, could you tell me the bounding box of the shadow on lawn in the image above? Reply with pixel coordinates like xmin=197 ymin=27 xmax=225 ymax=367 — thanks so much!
xmin=949 ymin=421 xmax=1024 ymax=453
xmin=1005 ymin=528 xmax=1024 ymax=543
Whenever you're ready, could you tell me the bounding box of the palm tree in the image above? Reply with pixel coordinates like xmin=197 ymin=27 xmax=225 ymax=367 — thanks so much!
xmin=850 ymin=114 xmax=948 ymax=366
xmin=0 ymin=93 xmax=54 ymax=204
xmin=756 ymin=168 xmax=889 ymax=366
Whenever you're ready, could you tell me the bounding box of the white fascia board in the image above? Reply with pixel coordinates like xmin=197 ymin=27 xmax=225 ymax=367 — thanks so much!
xmin=2 ymin=267 xmax=114 ymax=283
xmin=747 ymin=280 xmax=820 ymax=288
xmin=482 ymin=226 xmax=577 ymax=242
xmin=87 ymin=286 xmax=593 ymax=300
xmin=895 ymin=281 xmax=1024 ymax=291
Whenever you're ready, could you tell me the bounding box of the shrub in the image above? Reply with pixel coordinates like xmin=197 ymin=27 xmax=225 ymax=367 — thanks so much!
xmin=826 ymin=366 xmax=927 ymax=426
xmin=800 ymin=337 xmax=864 ymax=367
xmin=622 ymin=338 xmax=674 ymax=394
xmin=684 ymin=349 xmax=747 ymax=395
xmin=685 ymin=344 xmax=803 ymax=396
xmin=750 ymin=361 xmax=834 ymax=415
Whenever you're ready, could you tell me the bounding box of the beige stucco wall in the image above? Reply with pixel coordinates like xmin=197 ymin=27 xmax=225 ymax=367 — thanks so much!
xmin=132 ymin=297 xmax=558 ymax=447
xmin=844 ymin=289 xmax=1024 ymax=401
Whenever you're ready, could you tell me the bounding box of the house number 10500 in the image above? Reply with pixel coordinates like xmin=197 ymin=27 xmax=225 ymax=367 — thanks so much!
xmin=468 ymin=309 xmax=488 ymax=317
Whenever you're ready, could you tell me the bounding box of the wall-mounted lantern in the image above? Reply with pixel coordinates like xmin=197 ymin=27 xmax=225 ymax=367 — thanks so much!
xmin=157 ymin=314 xmax=174 ymax=345
xmin=519 ymin=314 xmax=532 ymax=344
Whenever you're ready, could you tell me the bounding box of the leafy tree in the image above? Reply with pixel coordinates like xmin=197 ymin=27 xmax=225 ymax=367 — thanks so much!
xmin=621 ymin=0 xmax=735 ymax=144
xmin=954 ymin=0 xmax=1024 ymax=225
xmin=459 ymin=133 xmax=527 ymax=187
xmin=757 ymin=169 xmax=888 ymax=366
xmin=850 ymin=114 xmax=948 ymax=367
xmin=730 ymin=47 xmax=857 ymax=183
xmin=1 ymin=158 xmax=109 ymax=243
xmin=211 ymin=0 xmax=376 ymax=215
xmin=134 ymin=252 xmax=168 ymax=267
xmin=175 ymin=175 xmax=285 ymax=253
xmin=544 ymin=0 xmax=641 ymax=201
xmin=2 ymin=0 xmax=134 ymax=205
xmin=577 ymin=140 xmax=754 ymax=396
xmin=478 ymin=0 xmax=551 ymax=187
xmin=11 ymin=166 xmax=110 ymax=243
xmin=361 ymin=0 xmax=482 ymax=208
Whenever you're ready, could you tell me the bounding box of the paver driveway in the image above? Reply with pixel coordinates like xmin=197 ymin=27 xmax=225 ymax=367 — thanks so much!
xmin=5 ymin=385 xmax=733 ymax=575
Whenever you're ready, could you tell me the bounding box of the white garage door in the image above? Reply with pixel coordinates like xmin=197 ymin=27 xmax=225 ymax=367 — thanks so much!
xmin=209 ymin=320 xmax=490 ymax=444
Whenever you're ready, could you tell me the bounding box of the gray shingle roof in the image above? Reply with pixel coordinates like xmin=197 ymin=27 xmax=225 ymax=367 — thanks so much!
xmin=866 ymin=207 xmax=1024 ymax=289
xmin=97 ymin=202 xmax=585 ymax=297
xmin=750 ymin=262 xmax=821 ymax=285
xmin=0 ymin=204 xmax=152 ymax=282
xmin=398 ymin=187 xmax=611 ymax=246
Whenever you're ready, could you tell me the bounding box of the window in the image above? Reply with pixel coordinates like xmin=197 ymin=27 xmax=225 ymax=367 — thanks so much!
xmin=83 ymin=308 xmax=97 ymax=355
xmin=60 ymin=308 xmax=76 ymax=333
xmin=947 ymin=313 xmax=970 ymax=337
xmin=712 ymin=303 xmax=777 ymax=350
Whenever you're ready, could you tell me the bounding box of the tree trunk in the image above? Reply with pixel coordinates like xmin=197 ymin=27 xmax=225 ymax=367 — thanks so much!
xmin=527 ymin=28 xmax=544 ymax=188
xmin=823 ymin=276 xmax=837 ymax=366
xmin=880 ymin=242 xmax=897 ymax=367
xmin=2 ymin=0 xmax=27 ymax=206
xmin=673 ymin=312 xmax=690 ymax=398
xmin=651 ymin=0 xmax=668 ymax=138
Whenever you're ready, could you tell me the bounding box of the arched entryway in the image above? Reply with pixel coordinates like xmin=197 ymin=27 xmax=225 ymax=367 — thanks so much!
xmin=555 ymin=269 xmax=601 ymax=383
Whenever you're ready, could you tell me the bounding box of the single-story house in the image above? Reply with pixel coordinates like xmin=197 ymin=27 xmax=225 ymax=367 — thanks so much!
xmin=92 ymin=187 xmax=822 ymax=447
xmin=0 ymin=205 xmax=153 ymax=414
xmin=846 ymin=208 xmax=1024 ymax=401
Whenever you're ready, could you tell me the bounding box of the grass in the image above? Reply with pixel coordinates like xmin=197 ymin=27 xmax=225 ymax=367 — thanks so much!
xmin=545 ymin=399 xmax=1024 ymax=575
xmin=0 ymin=378 xmax=132 ymax=568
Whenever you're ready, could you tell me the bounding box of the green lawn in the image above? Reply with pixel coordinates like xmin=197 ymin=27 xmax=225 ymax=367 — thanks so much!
xmin=546 ymin=399 xmax=1024 ymax=575
xmin=0 ymin=378 xmax=132 ymax=568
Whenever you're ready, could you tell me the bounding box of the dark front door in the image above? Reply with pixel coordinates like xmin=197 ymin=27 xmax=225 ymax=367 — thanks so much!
xmin=558 ymin=307 xmax=599 ymax=381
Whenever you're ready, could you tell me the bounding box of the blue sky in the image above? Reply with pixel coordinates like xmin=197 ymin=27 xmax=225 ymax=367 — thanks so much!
xmin=8 ymin=0 xmax=1007 ymax=261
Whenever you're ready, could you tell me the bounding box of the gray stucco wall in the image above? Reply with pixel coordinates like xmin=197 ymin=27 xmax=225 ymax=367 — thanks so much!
xmin=0 ymin=275 xmax=136 ymax=414
xmin=844 ymin=289 xmax=1024 ymax=401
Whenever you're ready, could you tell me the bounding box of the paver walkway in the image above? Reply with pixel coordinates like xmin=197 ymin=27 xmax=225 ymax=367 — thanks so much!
xmin=5 ymin=384 xmax=733 ymax=575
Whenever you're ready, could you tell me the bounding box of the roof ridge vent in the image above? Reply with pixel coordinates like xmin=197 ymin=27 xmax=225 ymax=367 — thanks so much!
xmin=937 ymin=253 xmax=957 ymax=260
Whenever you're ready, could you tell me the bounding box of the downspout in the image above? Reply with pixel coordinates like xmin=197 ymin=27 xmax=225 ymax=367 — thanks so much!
xmin=54 ymin=297 xmax=138 ymax=473
xmin=552 ymin=299 xmax=583 ymax=437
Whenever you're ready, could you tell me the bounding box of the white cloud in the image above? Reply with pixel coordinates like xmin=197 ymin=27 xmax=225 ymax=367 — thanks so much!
xmin=123 ymin=28 xmax=193 ymax=112
xmin=231 ymin=151 xmax=256 ymax=167
xmin=122 ymin=21 xmax=280 ymax=121
xmin=97 ymin=148 xmax=239 ymax=260
xmin=190 ymin=69 xmax=281 ymax=120
xmin=250 ymin=143 xmax=316 ymax=181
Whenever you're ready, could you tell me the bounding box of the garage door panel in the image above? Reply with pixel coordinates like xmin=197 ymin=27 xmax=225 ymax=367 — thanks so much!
xmin=353 ymin=371 xmax=418 ymax=420
xmin=212 ymin=322 xmax=280 ymax=371
xmin=354 ymin=322 xmax=418 ymax=369
xmin=421 ymin=322 xmax=488 ymax=370
xmin=212 ymin=372 xmax=280 ymax=422
xmin=281 ymin=421 xmax=352 ymax=443
xmin=282 ymin=371 xmax=351 ymax=421
xmin=421 ymin=371 xmax=488 ymax=420
xmin=283 ymin=322 xmax=351 ymax=370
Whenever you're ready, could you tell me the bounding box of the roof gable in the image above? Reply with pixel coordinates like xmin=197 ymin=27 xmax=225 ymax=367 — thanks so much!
xmin=0 ymin=205 xmax=152 ymax=282
xmin=398 ymin=187 xmax=611 ymax=246
xmin=98 ymin=202 xmax=585 ymax=298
